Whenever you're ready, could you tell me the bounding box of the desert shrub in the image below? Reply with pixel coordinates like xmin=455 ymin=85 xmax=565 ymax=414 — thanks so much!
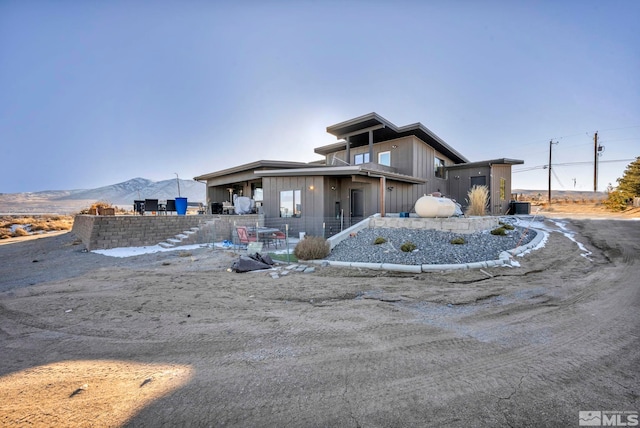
xmin=604 ymin=190 xmax=630 ymax=212
xmin=26 ymin=216 xmax=74 ymax=232
xmin=373 ymin=236 xmax=387 ymax=245
xmin=12 ymin=228 xmax=29 ymax=237
xmin=450 ymin=237 xmax=465 ymax=245
xmin=490 ymin=227 xmax=507 ymax=236
xmin=294 ymin=236 xmax=330 ymax=260
xmin=400 ymin=241 xmax=417 ymax=252
xmin=80 ymin=201 xmax=113 ymax=215
xmin=0 ymin=228 xmax=12 ymax=239
xmin=465 ymin=185 xmax=489 ymax=216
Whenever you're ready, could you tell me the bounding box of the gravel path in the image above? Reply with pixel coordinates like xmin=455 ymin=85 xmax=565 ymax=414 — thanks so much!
xmin=326 ymin=220 xmax=537 ymax=265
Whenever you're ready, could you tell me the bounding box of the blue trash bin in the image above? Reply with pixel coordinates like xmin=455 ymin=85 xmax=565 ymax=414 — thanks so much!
xmin=175 ymin=197 xmax=188 ymax=215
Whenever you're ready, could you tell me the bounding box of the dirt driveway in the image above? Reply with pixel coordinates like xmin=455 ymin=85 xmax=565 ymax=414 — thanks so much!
xmin=0 ymin=218 xmax=638 ymax=427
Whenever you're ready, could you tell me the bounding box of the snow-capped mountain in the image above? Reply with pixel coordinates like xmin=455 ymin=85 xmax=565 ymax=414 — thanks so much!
xmin=0 ymin=178 xmax=206 ymax=214
xmin=60 ymin=177 xmax=204 ymax=205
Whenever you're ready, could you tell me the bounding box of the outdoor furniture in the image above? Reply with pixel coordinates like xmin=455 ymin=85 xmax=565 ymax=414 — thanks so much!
xmin=134 ymin=200 xmax=145 ymax=215
xmin=250 ymin=227 xmax=282 ymax=248
xmin=211 ymin=202 xmax=223 ymax=214
xmin=236 ymin=226 xmax=257 ymax=246
xmin=144 ymin=199 xmax=159 ymax=214
xmin=271 ymin=230 xmax=286 ymax=248
xmin=166 ymin=199 xmax=176 ymax=214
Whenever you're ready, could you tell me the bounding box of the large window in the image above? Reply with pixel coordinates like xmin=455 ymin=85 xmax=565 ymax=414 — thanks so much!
xmin=280 ymin=189 xmax=301 ymax=218
xmin=378 ymin=151 xmax=390 ymax=166
xmin=434 ymin=157 xmax=446 ymax=179
xmin=354 ymin=153 xmax=370 ymax=165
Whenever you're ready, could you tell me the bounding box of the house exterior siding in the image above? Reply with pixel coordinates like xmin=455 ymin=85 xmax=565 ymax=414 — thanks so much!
xmin=193 ymin=113 xmax=524 ymax=237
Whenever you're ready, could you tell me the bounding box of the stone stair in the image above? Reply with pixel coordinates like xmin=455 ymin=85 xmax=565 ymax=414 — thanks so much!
xmin=158 ymin=227 xmax=200 ymax=248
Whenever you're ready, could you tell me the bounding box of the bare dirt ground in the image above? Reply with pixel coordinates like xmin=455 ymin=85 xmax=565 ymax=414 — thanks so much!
xmin=0 ymin=214 xmax=639 ymax=427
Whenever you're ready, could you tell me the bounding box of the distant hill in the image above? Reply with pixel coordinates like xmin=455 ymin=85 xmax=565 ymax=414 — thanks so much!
xmin=0 ymin=178 xmax=205 ymax=214
xmin=513 ymin=189 xmax=608 ymax=201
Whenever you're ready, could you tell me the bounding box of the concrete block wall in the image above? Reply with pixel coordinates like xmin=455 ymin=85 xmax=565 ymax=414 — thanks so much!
xmin=368 ymin=216 xmax=499 ymax=233
xmin=73 ymin=214 xmax=264 ymax=250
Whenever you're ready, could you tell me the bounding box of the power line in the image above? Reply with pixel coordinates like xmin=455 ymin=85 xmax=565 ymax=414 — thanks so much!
xmin=512 ymin=158 xmax=636 ymax=173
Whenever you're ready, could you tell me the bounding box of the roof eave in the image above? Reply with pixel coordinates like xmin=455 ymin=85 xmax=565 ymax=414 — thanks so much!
xmin=194 ymin=160 xmax=310 ymax=181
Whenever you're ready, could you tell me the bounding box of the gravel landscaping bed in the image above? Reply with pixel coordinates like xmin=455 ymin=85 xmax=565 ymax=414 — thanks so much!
xmin=326 ymin=221 xmax=537 ymax=266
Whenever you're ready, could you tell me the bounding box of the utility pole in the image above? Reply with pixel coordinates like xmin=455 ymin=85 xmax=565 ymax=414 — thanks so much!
xmin=548 ymin=140 xmax=558 ymax=203
xmin=593 ymin=132 xmax=598 ymax=192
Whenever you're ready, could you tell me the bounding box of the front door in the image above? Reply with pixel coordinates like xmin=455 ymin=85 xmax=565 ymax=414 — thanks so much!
xmin=350 ymin=189 xmax=364 ymax=224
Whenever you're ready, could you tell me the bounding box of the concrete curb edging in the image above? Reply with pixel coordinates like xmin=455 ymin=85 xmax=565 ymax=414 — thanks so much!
xmin=308 ymin=226 xmax=547 ymax=273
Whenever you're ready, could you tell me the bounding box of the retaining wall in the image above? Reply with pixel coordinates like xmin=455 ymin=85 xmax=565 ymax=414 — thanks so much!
xmin=72 ymin=214 xmax=263 ymax=250
xmin=368 ymin=216 xmax=499 ymax=233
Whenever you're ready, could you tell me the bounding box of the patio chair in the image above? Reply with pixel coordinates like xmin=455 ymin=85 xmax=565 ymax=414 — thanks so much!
xmin=271 ymin=230 xmax=286 ymax=248
xmin=236 ymin=226 xmax=257 ymax=246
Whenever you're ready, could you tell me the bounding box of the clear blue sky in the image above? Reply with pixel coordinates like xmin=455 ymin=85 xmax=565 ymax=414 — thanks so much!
xmin=1 ymin=0 xmax=638 ymax=193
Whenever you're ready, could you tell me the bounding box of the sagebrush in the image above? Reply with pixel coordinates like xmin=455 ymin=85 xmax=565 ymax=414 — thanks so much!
xmin=294 ymin=236 xmax=330 ymax=260
xmin=400 ymin=241 xmax=417 ymax=252
xmin=466 ymin=185 xmax=489 ymax=216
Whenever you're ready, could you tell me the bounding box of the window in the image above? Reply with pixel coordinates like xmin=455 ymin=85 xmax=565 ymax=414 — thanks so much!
xmin=280 ymin=189 xmax=301 ymax=218
xmin=378 ymin=151 xmax=390 ymax=166
xmin=434 ymin=157 xmax=446 ymax=179
xmin=354 ymin=153 xmax=370 ymax=165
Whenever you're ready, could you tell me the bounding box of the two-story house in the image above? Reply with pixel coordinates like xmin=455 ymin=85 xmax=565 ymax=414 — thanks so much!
xmin=194 ymin=113 xmax=523 ymax=237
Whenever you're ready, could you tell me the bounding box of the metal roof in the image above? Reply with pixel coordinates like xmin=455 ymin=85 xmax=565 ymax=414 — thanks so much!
xmin=254 ymin=165 xmax=426 ymax=184
xmin=193 ymin=160 xmax=311 ymax=181
xmin=316 ymin=112 xmax=470 ymax=164
xmin=445 ymin=158 xmax=524 ymax=170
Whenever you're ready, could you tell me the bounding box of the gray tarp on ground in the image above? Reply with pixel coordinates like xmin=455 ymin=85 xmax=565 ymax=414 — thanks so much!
xmin=231 ymin=253 xmax=275 ymax=273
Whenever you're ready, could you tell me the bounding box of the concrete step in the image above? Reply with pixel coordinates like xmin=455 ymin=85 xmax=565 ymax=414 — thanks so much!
xmin=158 ymin=242 xmax=175 ymax=248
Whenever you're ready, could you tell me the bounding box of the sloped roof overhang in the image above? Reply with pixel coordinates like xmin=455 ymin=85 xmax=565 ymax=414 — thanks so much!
xmin=316 ymin=112 xmax=470 ymax=164
xmin=193 ymin=160 xmax=311 ymax=181
xmin=445 ymin=158 xmax=524 ymax=170
xmin=255 ymin=165 xmax=426 ymax=184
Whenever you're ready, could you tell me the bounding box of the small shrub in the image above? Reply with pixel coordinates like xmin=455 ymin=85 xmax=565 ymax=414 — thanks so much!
xmin=80 ymin=201 xmax=113 ymax=215
xmin=604 ymin=190 xmax=630 ymax=212
xmin=12 ymin=228 xmax=29 ymax=237
xmin=294 ymin=236 xmax=330 ymax=260
xmin=450 ymin=237 xmax=465 ymax=245
xmin=490 ymin=227 xmax=507 ymax=236
xmin=373 ymin=236 xmax=387 ymax=245
xmin=400 ymin=241 xmax=417 ymax=252
xmin=498 ymin=222 xmax=515 ymax=230
xmin=465 ymin=185 xmax=489 ymax=216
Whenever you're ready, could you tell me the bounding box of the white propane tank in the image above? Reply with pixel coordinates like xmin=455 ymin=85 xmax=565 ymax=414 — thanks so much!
xmin=414 ymin=194 xmax=456 ymax=218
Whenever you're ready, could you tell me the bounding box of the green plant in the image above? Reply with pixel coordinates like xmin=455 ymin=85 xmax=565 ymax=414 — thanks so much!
xmin=498 ymin=222 xmax=515 ymax=230
xmin=400 ymin=241 xmax=417 ymax=252
xmin=465 ymin=185 xmax=489 ymax=216
xmin=373 ymin=236 xmax=387 ymax=245
xmin=604 ymin=190 xmax=630 ymax=211
xmin=294 ymin=236 xmax=330 ymax=260
xmin=268 ymin=253 xmax=299 ymax=263
xmin=450 ymin=237 xmax=465 ymax=245
xmin=490 ymin=227 xmax=507 ymax=236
